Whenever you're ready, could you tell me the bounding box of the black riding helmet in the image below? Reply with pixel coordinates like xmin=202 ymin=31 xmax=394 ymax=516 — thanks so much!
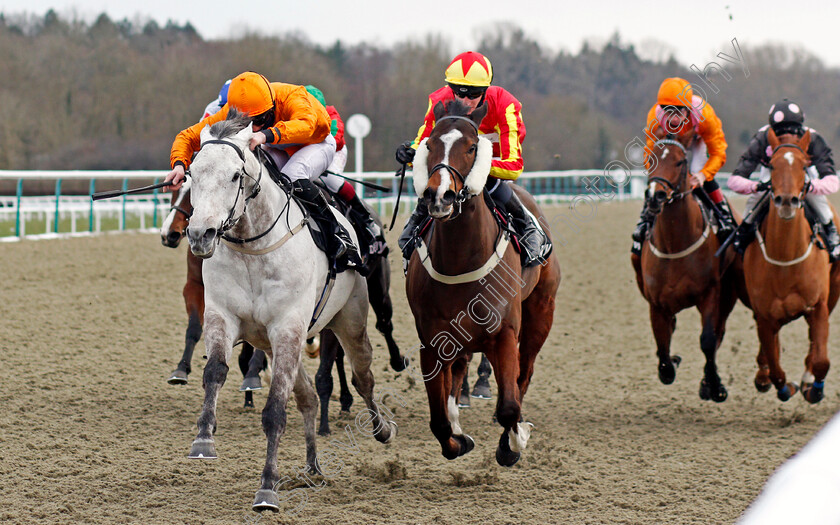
xmin=768 ymin=99 xmax=805 ymax=136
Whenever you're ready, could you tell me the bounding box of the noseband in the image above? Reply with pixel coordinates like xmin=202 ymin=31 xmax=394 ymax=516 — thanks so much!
xmin=648 ymin=138 xmax=691 ymax=207
xmin=427 ymin=115 xmax=480 ymax=217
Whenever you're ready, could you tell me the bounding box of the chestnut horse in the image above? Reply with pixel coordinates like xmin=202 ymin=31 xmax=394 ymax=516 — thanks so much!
xmin=406 ymin=100 xmax=561 ymax=466
xmin=742 ymin=128 xmax=840 ymax=403
xmin=160 ymin=180 xmax=264 ymax=407
xmin=631 ymin=128 xmax=740 ymax=401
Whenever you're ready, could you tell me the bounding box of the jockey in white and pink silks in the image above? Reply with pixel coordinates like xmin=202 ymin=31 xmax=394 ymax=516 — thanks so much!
xmin=727 ymin=99 xmax=840 ymax=261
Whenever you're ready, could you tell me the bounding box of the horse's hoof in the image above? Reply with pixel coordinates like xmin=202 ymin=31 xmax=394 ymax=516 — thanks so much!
xmin=699 ymin=379 xmax=728 ymax=403
xmin=496 ymin=432 xmax=520 ymax=467
xmin=390 ymin=356 xmax=409 ymax=372
xmin=454 ymin=434 xmax=475 ymax=457
xmin=244 ymin=399 xmax=255 ymax=409
xmin=471 ymin=375 xmax=492 ymax=399
xmin=777 ymin=382 xmax=799 ymax=402
xmin=376 ymin=420 xmax=397 ymax=444
xmin=458 ymin=393 xmax=471 ymax=408
xmin=755 ymin=378 xmax=772 ymax=393
xmin=167 ymin=370 xmax=188 ymax=385
xmin=188 ymin=438 xmax=217 ymax=459
xmin=252 ymin=489 xmax=280 ymax=513
xmin=802 ymin=382 xmax=825 ymax=404
xmin=240 ymin=377 xmax=262 ymax=392
xmin=317 ymin=426 xmax=331 ymax=437
xmin=657 ymin=356 xmax=681 ymax=385
xmin=339 ymin=396 xmax=353 ymax=412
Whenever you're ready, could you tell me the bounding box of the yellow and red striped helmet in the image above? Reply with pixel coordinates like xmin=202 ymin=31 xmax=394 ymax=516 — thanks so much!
xmin=444 ymin=52 xmax=493 ymax=87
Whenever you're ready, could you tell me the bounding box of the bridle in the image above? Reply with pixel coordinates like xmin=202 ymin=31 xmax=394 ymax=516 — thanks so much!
xmin=199 ymin=138 xmax=287 ymax=245
xmin=768 ymin=142 xmax=810 ymax=208
xmin=647 ymin=138 xmax=692 ymax=208
xmin=427 ymin=115 xmax=480 ymax=219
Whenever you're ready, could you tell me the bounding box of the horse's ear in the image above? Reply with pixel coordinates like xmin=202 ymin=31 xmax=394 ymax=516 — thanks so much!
xmin=235 ymin=122 xmax=253 ymax=142
xmin=800 ymin=128 xmax=811 ymax=152
xmin=767 ymin=127 xmax=780 ymax=149
xmin=433 ymin=101 xmax=446 ymax=122
xmin=200 ymin=124 xmax=213 ymax=145
xmin=470 ymin=104 xmax=488 ymax=128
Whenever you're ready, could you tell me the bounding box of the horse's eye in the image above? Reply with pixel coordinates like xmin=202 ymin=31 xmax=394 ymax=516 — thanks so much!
xmin=468 ymin=144 xmax=477 ymax=154
xmin=232 ymin=171 xmax=241 ymax=182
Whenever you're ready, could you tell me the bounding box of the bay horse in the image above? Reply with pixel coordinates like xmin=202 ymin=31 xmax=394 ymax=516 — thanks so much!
xmin=630 ymin=127 xmax=739 ymax=401
xmin=406 ymin=100 xmax=561 ymax=466
xmin=184 ymin=110 xmax=395 ymax=512
xmin=160 ymin=179 xmax=264 ymax=408
xmin=742 ymin=128 xmax=840 ymax=403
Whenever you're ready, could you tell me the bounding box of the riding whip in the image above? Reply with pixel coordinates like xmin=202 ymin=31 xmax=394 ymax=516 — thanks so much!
xmin=714 ymin=188 xmax=772 ymax=258
xmin=323 ymin=171 xmax=390 ymax=192
xmin=389 ymin=142 xmax=412 ymax=231
xmin=92 ymin=180 xmax=173 ymax=201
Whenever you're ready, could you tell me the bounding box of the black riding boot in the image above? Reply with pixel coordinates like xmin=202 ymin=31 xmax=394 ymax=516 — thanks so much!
xmin=347 ymin=194 xmax=385 ymax=256
xmin=733 ymin=220 xmax=757 ymax=256
xmin=291 ymin=178 xmax=361 ymax=269
xmin=631 ymin=198 xmax=657 ymax=254
xmin=715 ymin=198 xmax=736 ymax=242
xmin=506 ymin=192 xmax=551 ymax=266
xmin=822 ymin=220 xmax=840 ymax=262
xmin=398 ymin=198 xmax=429 ymax=260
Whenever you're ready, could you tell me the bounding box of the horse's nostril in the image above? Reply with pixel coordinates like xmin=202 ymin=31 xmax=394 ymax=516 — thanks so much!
xmin=773 ymin=196 xmax=783 ymax=206
xmin=654 ymin=191 xmax=667 ymax=202
xmin=442 ymin=190 xmax=456 ymax=204
xmin=167 ymin=231 xmax=182 ymax=244
xmin=203 ymin=228 xmax=217 ymax=242
xmin=791 ymin=197 xmax=800 ymax=207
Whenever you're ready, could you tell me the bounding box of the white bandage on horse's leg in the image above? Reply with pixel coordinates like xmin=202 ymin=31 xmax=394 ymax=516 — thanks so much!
xmin=507 ymin=422 xmax=534 ymax=453
xmin=447 ymin=395 xmax=462 ymax=435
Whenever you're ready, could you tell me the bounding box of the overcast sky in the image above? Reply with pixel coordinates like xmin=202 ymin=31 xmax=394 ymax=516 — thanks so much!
xmin=0 ymin=1 xmax=835 ymax=67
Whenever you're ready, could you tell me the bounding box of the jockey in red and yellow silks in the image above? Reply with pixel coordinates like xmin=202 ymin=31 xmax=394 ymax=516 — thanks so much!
xmin=411 ymin=85 xmax=526 ymax=180
xmin=631 ymin=77 xmax=735 ymax=255
xmin=395 ymin=51 xmax=551 ymax=267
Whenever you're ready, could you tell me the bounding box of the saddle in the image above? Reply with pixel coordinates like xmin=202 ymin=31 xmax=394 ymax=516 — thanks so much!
xmin=326 ymin=186 xmax=389 ymax=260
xmin=258 ymin=151 xmax=362 ymax=275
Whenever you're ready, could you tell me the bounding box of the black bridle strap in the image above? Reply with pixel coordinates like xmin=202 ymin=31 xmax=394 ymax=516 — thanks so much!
xmin=429 ymin=162 xmax=466 ymax=185
xmin=772 ymin=142 xmax=806 ymax=156
xmin=170 ymin=205 xmax=191 ymax=219
xmin=436 ymin=115 xmax=478 ymax=131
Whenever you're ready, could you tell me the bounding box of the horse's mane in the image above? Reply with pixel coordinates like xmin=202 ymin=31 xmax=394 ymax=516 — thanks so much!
xmin=443 ymin=99 xmax=472 ymax=118
xmin=208 ymin=108 xmax=252 ymax=139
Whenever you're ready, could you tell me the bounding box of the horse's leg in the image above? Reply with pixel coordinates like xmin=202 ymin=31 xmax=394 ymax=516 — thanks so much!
xmin=801 ymin=301 xmax=830 ymax=404
xmin=253 ymin=324 xmax=306 ymax=512
xmin=168 ymin=278 xmax=204 ymax=385
xmin=486 ymin=326 xmax=529 ymax=467
xmin=187 ymin=311 xmax=234 ymax=460
xmin=471 ymin=354 xmax=493 ymax=399
xmin=366 ymin=260 xmax=407 ymax=371
xmin=315 ymin=329 xmax=338 ymax=436
xmin=450 ymin=353 xmax=471 ymax=408
xmin=518 ymin=289 xmax=556 ymax=402
xmin=335 ymin=345 xmax=353 ymax=412
xmin=241 ymin=346 xmax=266 ymax=408
xmin=238 ymin=343 xmax=254 ymax=408
xmin=329 ymin=280 xmax=396 ymax=444
xmin=754 ymin=322 xmax=774 ymax=393
xmin=292 ymin=358 xmax=319 ymax=473
xmin=421 ymin=348 xmax=474 ymax=459
xmin=755 ymin=316 xmax=798 ymax=401
xmin=697 ymin=288 xmax=727 ymax=403
xmin=650 ymin=304 xmax=680 ymax=384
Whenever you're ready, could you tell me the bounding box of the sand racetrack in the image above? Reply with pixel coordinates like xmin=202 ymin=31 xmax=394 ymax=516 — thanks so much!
xmin=1 ymin=197 xmax=837 ymax=525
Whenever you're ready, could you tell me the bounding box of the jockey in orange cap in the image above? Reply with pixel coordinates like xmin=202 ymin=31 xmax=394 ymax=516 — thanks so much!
xmin=164 ymin=71 xmax=362 ymax=270
xmin=631 ymin=77 xmax=735 ymax=255
xmin=395 ymin=51 xmax=551 ymax=267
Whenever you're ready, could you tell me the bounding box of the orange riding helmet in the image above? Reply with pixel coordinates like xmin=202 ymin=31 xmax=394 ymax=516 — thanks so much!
xmin=227 ymin=72 xmax=274 ymax=117
xmin=657 ymin=77 xmax=693 ymax=107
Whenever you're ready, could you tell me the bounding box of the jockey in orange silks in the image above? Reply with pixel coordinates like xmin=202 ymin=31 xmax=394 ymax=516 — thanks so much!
xmin=631 ymin=77 xmax=735 ymax=255
xmin=395 ymin=51 xmax=550 ymax=267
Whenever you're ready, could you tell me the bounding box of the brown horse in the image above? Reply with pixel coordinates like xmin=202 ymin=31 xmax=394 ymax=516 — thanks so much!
xmin=160 ymin=181 xmax=264 ymax=407
xmin=406 ymin=100 xmax=561 ymax=466
xmin=631 ymin=128 xmax=740 ymax=401
xmin=742 ymin=128 xmax=840 ymax=402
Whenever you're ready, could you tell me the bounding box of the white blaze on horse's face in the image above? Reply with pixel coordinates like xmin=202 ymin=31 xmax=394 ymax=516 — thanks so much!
xmin=784 ymin=151 xmax=795 ymax=166
xmin=428 ymin=128 xmax=463 ymax=218
xmin=187 ymin=125 xmax=253 ymax=258
xmin=661 ymin=148 xmax=669 ymax=160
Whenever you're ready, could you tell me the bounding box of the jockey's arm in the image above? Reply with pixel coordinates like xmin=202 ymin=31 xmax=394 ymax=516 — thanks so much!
xmin=696 ymin=110 xmax=727 ymax=182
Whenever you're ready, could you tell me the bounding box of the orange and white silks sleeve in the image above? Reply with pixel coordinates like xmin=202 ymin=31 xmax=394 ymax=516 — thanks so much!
xmin=260 ymin=83 xmax=331 ymax=148
xmin=484 ymin=87 xmax=526 ymax=180
xmin=170 ymin=107 xmax=230 ymax=169
xmin=695 ymin=102 xmax=727 ymax=181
